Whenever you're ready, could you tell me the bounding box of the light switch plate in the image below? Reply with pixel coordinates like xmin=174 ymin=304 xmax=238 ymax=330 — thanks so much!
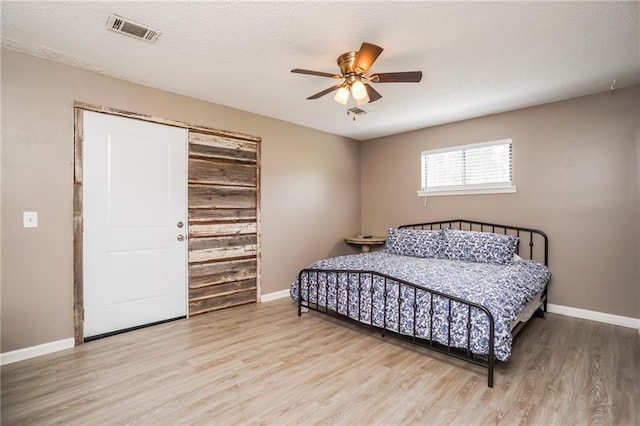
xmin=23 ymin=211 xmax=38 ymax=228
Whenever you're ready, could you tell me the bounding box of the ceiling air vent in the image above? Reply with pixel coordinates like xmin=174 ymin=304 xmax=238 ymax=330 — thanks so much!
xmin=348 ymin=107 xmax=368 ymax=115
xmin=106 ymin=14 xmax=161 ymax=43
xmin=347 ymin=106 xmax=368 ymax=121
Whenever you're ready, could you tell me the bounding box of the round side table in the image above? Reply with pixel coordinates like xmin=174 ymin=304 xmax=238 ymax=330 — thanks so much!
xmin=344 ymin=235 xmax=386 ymax=252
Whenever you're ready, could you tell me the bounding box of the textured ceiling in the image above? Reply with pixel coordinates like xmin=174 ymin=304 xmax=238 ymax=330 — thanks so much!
xmin=1 ymin=1 xmax=638 ymax=141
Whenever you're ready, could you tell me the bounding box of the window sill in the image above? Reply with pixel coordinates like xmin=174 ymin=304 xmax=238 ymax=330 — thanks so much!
xmin=417 ymin=186 xmax=517 ymax=197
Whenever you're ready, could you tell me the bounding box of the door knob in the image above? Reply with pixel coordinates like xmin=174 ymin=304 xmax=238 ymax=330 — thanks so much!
xmin=177 ymin=235 xmax=185 ymax=241
xmin=177 ymin=221 xmax=184 ymax=228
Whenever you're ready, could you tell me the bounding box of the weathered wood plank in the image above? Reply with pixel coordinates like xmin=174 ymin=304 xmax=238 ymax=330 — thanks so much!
xmin=188 ymin=158 xmax=256 ymax=187
xmin=189 ymin=279 xmax=256 ymax=301
xmin=73 ymin=107 xmax=86 ymax=345
xmin=189 ymin=289 xmax=256 ymax=315
xmin=255 ymin=141 xmax=262 ymax=305
xmin=189 ymin=222 xmax=256 ymax=238
xmin=189 ymin=234 xmax=256 ymax=251
xmin=189 ymin=132 xmax=257 ymax=163
xmin=73 ymin=181 xmax=84 ymax=346
xmin=189 ymin=142 xmax=257 ymax=163
xmin=189 ymin=247 xmax=257 ymax=263
xmin=188 ymin=208 xmax=257 ymax=223
xmin=189 ymin=258 xmax=257 ymax=288
xmin=188 ymin=185 xmax=256 ymax=209
xmin=189 ymin=235 xmax=257 ymax=262
xmin=74 ymin=108 xmax=83 ymax=185
xmin=189 ymin=132 xmax=257 ymax=152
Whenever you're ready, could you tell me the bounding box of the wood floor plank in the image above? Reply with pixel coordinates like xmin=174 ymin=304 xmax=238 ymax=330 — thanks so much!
xmin=2 ymin=298 xmax=639 ymax=425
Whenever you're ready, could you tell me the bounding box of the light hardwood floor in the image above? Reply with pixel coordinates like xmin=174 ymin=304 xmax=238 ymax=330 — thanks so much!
xmin=2 ymin=298 xmax=639 ymax=425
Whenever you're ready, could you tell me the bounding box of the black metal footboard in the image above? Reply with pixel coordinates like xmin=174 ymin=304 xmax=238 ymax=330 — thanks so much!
xmin=295 ymin=269 xmax=496 ymax=387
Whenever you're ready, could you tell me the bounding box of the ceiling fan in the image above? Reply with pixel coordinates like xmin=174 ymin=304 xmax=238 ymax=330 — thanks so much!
xmin=291 ymin=42 xmax=422 ymax=108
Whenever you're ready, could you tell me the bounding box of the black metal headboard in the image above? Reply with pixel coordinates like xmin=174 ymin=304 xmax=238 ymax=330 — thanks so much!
xmin=398 ymin=219 xmax=548 ymax=266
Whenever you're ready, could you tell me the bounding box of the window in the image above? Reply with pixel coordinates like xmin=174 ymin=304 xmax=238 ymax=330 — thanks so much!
xmin=418 ymin=139 xmax=516 ymax=196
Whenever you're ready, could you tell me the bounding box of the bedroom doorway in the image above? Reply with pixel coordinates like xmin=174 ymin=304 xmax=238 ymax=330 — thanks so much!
xmin=74 ymin=103 xmax=262 ymax=345
xmin=81 ymin=110 xmax=188 ymax=339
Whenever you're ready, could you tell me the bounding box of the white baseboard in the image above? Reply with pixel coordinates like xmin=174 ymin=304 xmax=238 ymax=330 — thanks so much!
xmin=3 ymin=303 xmax=636 ymax=365
xmin=260 ymin=289 xmax=290 ymax=302
xmin=257 ymin=292 xmax=640 ymax=330
xmin=1 ymin=337 xmax=75 ymax=366
xmin=547 ymin=303 xmax=640 ymax=331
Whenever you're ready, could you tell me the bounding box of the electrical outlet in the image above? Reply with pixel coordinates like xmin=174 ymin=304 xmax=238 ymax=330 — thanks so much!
xmin=23 ymin=211 xmax=38 ymax=228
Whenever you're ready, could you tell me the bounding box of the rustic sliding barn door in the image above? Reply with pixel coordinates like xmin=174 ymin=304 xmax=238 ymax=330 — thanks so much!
xmin=187 ymin=131 xmax=260 ymax=315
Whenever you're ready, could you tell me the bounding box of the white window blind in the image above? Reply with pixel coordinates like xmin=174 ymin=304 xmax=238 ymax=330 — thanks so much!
xmin=418 ymin=139 xmax=516 ymax=196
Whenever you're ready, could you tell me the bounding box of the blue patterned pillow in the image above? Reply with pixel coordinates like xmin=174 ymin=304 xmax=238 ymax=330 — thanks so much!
xmin=384 ymin=228 xmax=443 ymax=258
xmin=438 ymin=229 xmax=518 ymax=265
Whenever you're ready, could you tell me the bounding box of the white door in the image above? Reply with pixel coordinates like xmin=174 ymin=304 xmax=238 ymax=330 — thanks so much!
xmin=83 ymin=111 xmax=188 ymax=338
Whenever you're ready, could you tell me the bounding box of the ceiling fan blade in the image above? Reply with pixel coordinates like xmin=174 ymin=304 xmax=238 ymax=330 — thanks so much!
xmin=291 ymin=68 xmax=341 ymax=79
xmin=306 ymin=84 xmax=342 ymax=100
xmin=353 ymin=42 xmax=384 ymax=73
xmin=371 ymin=71 xmax=423 ymax=83
xmin=365 ymin=84 xmax=383 ymax=103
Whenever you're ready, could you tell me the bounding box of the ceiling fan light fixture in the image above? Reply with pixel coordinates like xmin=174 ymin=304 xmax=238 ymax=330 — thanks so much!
xmin=334 ymin=86 xmax=350 ymax=105
xmin=351 ymin=80 xmax=367 ymax=101
xmin=356 ymin=92 xmax=370 ymax=106
xmin=291 ymin=41 xmax=423 ymax=108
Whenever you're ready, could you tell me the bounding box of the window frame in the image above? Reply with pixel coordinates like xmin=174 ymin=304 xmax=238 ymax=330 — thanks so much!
xmin=417 ymin=139 xmax=516 ymax=197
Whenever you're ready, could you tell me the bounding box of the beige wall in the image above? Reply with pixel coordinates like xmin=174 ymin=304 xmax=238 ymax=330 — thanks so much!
xmin=0 ymin=49 xmax=361 ymax=352
xmin=361 ymin=86 xmax=640 ymax=319
xmin=2 ymin=47 xmax=637 ymax=354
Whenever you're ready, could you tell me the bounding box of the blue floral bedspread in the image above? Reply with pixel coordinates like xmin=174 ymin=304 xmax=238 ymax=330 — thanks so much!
xmin=290 ymin=251 xmax=551 ymax=361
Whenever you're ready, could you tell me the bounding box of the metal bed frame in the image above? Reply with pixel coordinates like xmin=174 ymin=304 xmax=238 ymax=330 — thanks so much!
xmin=296 ymin=219 xmax=549 ymax=388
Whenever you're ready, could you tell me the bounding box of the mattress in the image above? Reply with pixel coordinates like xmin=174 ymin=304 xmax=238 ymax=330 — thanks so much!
xmin=510 ymin=290 xmax=545 ymax=331
xmin=290 ymin=251 xmax=551 ymax=361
